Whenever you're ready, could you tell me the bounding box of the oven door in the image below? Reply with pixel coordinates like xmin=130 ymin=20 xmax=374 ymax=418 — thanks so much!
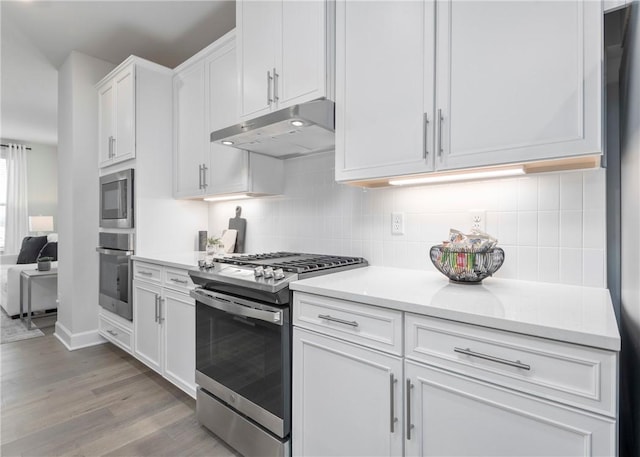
xmin=97 ymin=248 xmax=133 ymax=320
xmin=100 ymin=169 xmax=133 ymax=228
xmin=192 ymin=288 xmax=290 ymax=439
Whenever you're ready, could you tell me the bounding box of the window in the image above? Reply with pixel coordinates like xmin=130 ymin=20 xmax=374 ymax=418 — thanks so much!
xmin=0 ymin=156 xmax=6 ymax=252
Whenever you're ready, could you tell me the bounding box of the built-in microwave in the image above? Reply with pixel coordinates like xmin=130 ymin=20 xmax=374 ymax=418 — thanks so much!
xmin=100 ymin=169 xmax=134 ymax=229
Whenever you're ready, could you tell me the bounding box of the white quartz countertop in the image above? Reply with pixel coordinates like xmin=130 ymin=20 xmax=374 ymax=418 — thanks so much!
xmin=132 ymin=252 xmax=205 ymax=271
xmin=290 ymin=266 xmax=621 ymax=351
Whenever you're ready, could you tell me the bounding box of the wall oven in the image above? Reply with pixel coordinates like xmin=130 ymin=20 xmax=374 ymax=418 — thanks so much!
xmin=100 ymin=169 xmax=134 ymax=229
xmin=189 ymin=253 xmax=368 ymax=457
xmin=97 ymin=233 xmax=134 ymax=321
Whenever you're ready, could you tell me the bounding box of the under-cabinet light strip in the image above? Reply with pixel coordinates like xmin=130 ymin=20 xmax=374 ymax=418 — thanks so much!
xmin=388 ymin=167 xmax=525 ymax=186
xmin=203 ymin=194 xmax=252 ymax=202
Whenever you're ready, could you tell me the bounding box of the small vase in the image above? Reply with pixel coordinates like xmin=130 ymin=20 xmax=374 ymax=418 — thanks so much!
xmin=206 ymin=244 xmax=216 ymax=256
xmin=37 ymin=260 xmax=51 ymax=271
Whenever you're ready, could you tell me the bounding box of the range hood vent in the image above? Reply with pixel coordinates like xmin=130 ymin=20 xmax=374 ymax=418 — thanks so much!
xmin=210 ymin=98 xmax=335 ymax=158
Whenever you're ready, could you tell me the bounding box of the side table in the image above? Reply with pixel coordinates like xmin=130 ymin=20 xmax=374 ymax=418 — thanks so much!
xmin=20 ymin=268 xmax=58 ymax=330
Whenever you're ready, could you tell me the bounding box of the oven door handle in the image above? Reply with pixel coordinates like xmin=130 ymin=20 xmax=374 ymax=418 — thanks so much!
xmin=96 ymin=247 xmax=134 ymax=256
xmin=190 ymin=289 xmax=283 ymax=325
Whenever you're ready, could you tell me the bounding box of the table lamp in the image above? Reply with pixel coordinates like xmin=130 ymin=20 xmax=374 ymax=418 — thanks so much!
xmin=29 ymin=216 xmax=54 ymax=236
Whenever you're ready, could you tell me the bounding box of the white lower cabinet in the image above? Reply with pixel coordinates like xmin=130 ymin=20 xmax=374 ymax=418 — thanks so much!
xmin=132 ymin=261 xmax=196 ymax=398
xmin=293 ymin=328 xmax=403 ymax=457
xmin=162 ymin=290 xmax=195 ymax=396
xmin=404 ymin=360 xmax=615 ymax=457
xmin=292 ymin=292 xmax=617 ymax=457
xmin=133 ymin=280 xmax=163 ymax=373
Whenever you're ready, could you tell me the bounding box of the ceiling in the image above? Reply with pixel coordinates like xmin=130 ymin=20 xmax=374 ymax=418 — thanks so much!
xmin=0 ymin=1 xmax=236 ymax=146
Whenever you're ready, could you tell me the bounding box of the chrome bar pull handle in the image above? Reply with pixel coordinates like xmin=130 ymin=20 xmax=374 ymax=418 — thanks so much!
xmin=423 ymin=113 xmax=430 ymax=159
xmin=437 ymin=108 xmax=443 ymax=158
xmin=273 ymin=68 xmax=279 ymax=102
xmin=159 ymin=297 xmax=164 ymax=323
xmin=267 ymin=70 xmax=273 ymax=105
xmin=138 ymin=270 xmax=152 ymax=276
xmin=202 ymin=164 xmax=208 ymax=189
xmin=154 ymin=295 xmax=159 ymax=323
xmin=108 ymin=136 xmax=114 ymax=158
xmin=106 ymin=329 xmax=118 ymax=337
xmin=390 ymin=373 xmax=398 ymax=433
xmin=198 ymin=164 xmax=202 ymax=189
xmin=170 ymin=278 xmax=188 ymax=284
xmin=406 ymin=379 xmax=414 ymax=440
xmin=111 ymin=137 xmax=116 ymax=157
xmin=454 ymin=347 xmax=531 ymax=371
xmin=317 ymin=314 xmax=359 ymax=328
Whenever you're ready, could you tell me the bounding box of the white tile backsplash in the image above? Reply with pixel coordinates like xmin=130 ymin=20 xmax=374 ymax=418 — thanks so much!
xmin=208 ymin=152 xmax=607 ymax=287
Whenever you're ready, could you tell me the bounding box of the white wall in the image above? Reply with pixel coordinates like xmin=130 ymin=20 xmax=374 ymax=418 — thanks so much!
xmin=619 ymin=2 xmax=640 ymax=456
xmin=209 ymin=151 xmax=606 ymax=287
xmin=0 ymin=21 xmax=57 ymax=145
xmin=56 ymin=51 xmax=114 ymax=350
xmin=26 ymin=142 xmax=58 ymax=227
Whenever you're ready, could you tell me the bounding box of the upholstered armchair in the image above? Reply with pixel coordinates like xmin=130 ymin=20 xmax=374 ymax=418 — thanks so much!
xmin=0 ymin=235 xmax=58 ymax=318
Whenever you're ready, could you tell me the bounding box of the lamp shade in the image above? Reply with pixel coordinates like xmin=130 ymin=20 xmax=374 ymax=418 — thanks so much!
xmin=29 ymin=216 xmax=54 ymax=232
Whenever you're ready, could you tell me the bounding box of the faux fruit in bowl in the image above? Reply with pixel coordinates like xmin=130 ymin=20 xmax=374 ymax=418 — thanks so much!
xmin=430 ymin=228 xmax=504 ymax=284
xmin=430 ymin=246 xmax=504 ymax=284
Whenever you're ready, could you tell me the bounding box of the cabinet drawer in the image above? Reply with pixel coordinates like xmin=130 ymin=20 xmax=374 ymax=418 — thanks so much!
xmin=99 ymin=315 xmax=133 ymax=353
xmin=134 ymin=262 xmax=162 ymax=283
xmin=293 ymin=292 xmax=403 ymax=356
xmin=163 ymin=268 xmax=194 ymax=293
xmin=405 ymin=314 xmax=617 ymax=417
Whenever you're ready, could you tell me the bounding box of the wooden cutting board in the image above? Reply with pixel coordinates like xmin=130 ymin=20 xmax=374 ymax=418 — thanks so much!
xmin=228 ymin=206 xmax=246 ymax=253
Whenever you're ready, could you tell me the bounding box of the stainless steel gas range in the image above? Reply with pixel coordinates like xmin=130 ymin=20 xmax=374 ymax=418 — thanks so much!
xmin=189 ymin=252 xmax=368 ymax=457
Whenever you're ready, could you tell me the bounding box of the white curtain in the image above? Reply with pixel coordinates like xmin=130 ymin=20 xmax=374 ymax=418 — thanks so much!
xmin=4 ymin=144 xmax=29 ymax=254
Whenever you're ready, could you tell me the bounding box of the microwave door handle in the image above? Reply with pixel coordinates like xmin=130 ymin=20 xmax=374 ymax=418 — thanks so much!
xmin=190 ymin=289 xmax=283 ymax=325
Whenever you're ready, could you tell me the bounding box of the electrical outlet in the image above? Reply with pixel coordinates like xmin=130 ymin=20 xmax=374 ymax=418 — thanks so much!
xmin=391 ymin=212 xmax=405 ymax=235
xmin=469 ymin=210 xmax=486 ymax=232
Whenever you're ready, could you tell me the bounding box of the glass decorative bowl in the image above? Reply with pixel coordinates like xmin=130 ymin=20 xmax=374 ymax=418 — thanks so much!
xmin=430 ymin=245 xmax=505 ymax=284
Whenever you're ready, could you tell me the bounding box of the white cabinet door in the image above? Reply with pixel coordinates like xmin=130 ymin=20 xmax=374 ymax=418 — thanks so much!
xmin=207 ymin=40 xmax=250 ymax=195
xmin=278 ymin=0 xmax=327 ymax=109
xmin=404 ymin=360 xmax=616 ymax=457
xmin=237 ymin=0 xmax=279 ymax=119
xmin=113 ymin=65 xmax=136 ymax=162
xmin=293 ymin=328 xmax=403 ymax=457
xmin=98 ymin=64 xmax=136 ymax=168
xmin=163 ymin=290 xmax=196 ymax=397
xmin=436 ymin=0 xmax=602 ymax=171
xmin=98 ymin=83 xmax=115 ymax=165
xmin=133 ymin=280 xmax=163 ymax=374
xmin=335 ymin=0 xmax=435 ymax=182
xmin=173 ymin=62 xmax=206 ymax=197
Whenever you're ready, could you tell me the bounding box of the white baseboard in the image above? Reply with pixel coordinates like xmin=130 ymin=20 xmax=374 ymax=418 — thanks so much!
xmin=54 ymin=321 xmax=107 ymax=351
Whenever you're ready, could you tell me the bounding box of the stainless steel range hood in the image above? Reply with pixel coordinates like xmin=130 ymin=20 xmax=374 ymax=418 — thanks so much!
xmin=210 ymin=98 xmax=334 ymax=158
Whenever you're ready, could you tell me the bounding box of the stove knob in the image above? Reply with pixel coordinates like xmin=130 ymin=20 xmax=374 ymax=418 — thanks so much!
xmin=254 ymin=266 xmax=264 ymax=277
xmin=273 ymin=268 xmax=285 ymax=280
xmin=263 ymin=267 xmax=274 ymax=279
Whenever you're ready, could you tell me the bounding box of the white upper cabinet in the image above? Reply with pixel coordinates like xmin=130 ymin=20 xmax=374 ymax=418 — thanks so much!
xmin=206 ymin=42 xmax=250 ymax=195
xmin=237 ymin=0 xmax=332 ymax=120
xmin=335 ymin=0 xmax=435 ymax=182
xmin=173 ymin=31 xmax=284 ymax=199
xmin=336 ymin=0 xmax=602 ymax=182
xmin=436 ymin=0 xmax=602 ymax=171
xmin=98 ymin=64 xmax=136 ymax=167
xmin=173 ymin=62 xmax=207 ymax=197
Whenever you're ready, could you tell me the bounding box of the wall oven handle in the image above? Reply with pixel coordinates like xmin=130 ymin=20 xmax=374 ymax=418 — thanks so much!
xmin=190 ymin=289 xmax=283 ymax=325
xmin=96 ymin=247 xmax=134 ymax=256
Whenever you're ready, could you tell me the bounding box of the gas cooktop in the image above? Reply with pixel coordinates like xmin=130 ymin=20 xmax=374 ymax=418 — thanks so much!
xmin=213 ymin=252 xmax=367 ymax=274
xmin=189 ymin=252 xmax=368 ymax=303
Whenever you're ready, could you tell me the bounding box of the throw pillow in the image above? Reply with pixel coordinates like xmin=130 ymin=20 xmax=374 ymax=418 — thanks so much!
xmin=38 ymin=242 xmax=58 ymax=261
xmin=16 ymin=236 xmax=48 ymax=264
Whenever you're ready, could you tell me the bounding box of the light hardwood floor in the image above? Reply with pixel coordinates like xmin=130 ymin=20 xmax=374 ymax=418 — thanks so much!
xmin=1 ymin=334 xmax=241 ymax=457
